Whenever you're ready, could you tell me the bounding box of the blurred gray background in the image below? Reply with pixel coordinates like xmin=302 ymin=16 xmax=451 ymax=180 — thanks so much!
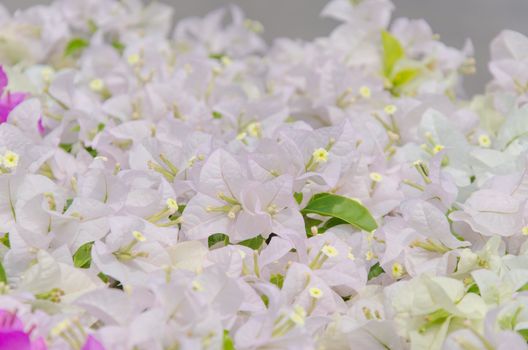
xmin=4 ymin=0 xmax=528 ymax=94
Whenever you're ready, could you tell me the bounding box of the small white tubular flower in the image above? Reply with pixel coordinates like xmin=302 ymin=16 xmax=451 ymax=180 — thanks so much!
xmin=3 ymin=150 xmax=19 ymax=169
xmin=289 ymin=305 xmax=306 ymax=326
xmin=132 ymin=230 xmax=146 ymax=242
xmin=246 ymin=122 xmax=262 ymax=138
xmin=41 ymin=67 xmax=55 ymax=82
xmin=127 ymin=53 xmax=140 ymax=65
xmin=478 ymin=134 xmax=491 ymax=148
xmin=309 ymin=287 xmax=324 ymax=299
xmin=347 ymin=250 xmax=356 ymax=260
xmin=244 ymin=19 xmax=264 ymax=33
xmin=166 ymin=198 xmax=179 ymax=213
xmin=369 ymin=172 xmax=383 ymax=182
xmin=433 ymin=144 xmax=445 ymax=154
xmin=191 ymin=280 xmax=204 ymax=292
xmin=359 ymin=86 xmax=371 ymax=98
xmin=236 ymin=132 xmax=247 ymax=141
xmin=50 ymin=320 xmax=71 ymax=337
xmin=312 ymin=148 xmax=329 ymax=163
xmin=391 ymin=262 xmax=404 ymax=279
xmin=321 ymin=244 xmax=339 ymax=258
xmin=237 ymin=249 xmax=247 ymax=259
xmin=384 ymin=104 xmax=397 ymax=115
xmin=89 ymin=78 xmax=105 ymax=92
xmin=365 ymin=250 xmax=375 ymax=261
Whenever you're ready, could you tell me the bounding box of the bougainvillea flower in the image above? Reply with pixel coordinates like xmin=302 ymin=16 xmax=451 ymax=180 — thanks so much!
xmin=0 ymin=66 xmax=27 ymax=124
xmin=0 ymin=0 xmax=528 ymax=349
xmin=0 ymin=310 xmax=47 ymax=350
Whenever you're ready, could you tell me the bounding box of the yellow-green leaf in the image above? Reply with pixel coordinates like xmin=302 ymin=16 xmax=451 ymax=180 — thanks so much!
xmin=302 ymin=193 xmax=377 ymax=232
xmin=239 ymin=235 xmax=264 ymax=250
xmin=368 ymin=262 xmax=384 ymax=280
xmin=392 ymin=68 xmax=420 ymax=88
xmin=64 ymin=38 xmax=89 ymax=57
xmin=0 ymin=260 xmax=6 ymax=284
xmin=73 ymin=242 xmax=94 ymax=268
xmin=381 ymin=31 xmax=405 ymax=77
xmin=208 ymin=233 xmax=229 ymax=248
xmin=270 ymin=274 xmax=285 ymax=289
xmin=223 ymin=330 xmax=236 ymax=350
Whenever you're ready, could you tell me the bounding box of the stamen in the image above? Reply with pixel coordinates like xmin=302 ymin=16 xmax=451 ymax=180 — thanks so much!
xmin=359 ymin=86 xmax=371 ymax=99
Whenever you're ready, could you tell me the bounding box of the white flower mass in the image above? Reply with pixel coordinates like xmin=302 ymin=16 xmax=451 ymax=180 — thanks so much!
xmin=0 ymin=0 xmax=528 ymax=349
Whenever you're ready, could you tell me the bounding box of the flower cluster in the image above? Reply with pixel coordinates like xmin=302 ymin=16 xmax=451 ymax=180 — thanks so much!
xmin=0 ymin=0 xmax=527 ymax=349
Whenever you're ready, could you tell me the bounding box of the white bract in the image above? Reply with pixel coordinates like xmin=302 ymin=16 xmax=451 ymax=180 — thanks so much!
xmin=0 ymin=0 xmax=527 ymax=349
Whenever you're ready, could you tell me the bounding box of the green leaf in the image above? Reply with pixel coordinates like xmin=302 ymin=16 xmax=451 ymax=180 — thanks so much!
xmin=261 ymin=294 xmax=269 ymax=308
xmin=73 ymin=242 xmax=94 ymax=269
xmin=63 ymin=198 xmax=73 ymax=213
xmin=270 ymin=274 xmax=284 ymax=289
xmin=64 ymin=38 xmax=89 ymax=57
xmin=466 ymin=283 xmax=481 ymax=295
xmin=212 ymin=111 xmax=223 ymax=119
xmin=209 ymin=53 xmax=226 ymax=61
xmin=223 ymin=330 xmax=236 ymax=350
xmin=84 ymin=146 xmax=98 ymax=158
xmin=177 ymin=204 xmax=186 ymax=215
xmin=87 ymin=19 xmax=98 ymax=34
xmin=59 ymin=143 xmax=73 ymax=153
xmin=391 ymin=68 xmax=420 ymax=88
xmin=112 ymin=40 xmax=125 ymax=54
xmin=381 ymin=30 xmax=405 ymax=77
xmin=0 ymin=233 xmax=10 ymax=248
xmin=518 ymin=283 xmax=528 ymax=292
xmin=97 ymin=272 xmax=109 ymax=283
xmin=294 ymin=192 xmax=303 ymax=205
xmin=419 ymin=309 xmax=451 ymax=333
xmin=0 ymin=260 xmax=6 ymax=284
xmin=518 ymin=329 xmax=528 ymax=342
xmin=319 ymin=217 xmax=348 ymax=233
xmin=208 ymin=233 xmax=229 ymax=248
xmin=368 ymin=263 xmax=384 ymax=280
xmin=239 ymin=235 xmax=264 ymax=250
xmin=302 ymin=193 xmax=377 ymax=232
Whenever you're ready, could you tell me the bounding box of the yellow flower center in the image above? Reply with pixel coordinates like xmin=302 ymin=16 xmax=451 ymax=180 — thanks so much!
xmin=3 ymin=151 xmax=19 ymax=169
xmin=312 ymin=148 xmax=328 ymax=163
xmin=384 ymin=104 xmax=397 ymax=115
xmin=192 ymin=280 xmax=204 ymax=292
xmin=391 ymin=262 xmax=404 ymax=279
xmin=433 ymin=144 xmax=445 ymax=154
xmin=127 ymin=53 xmax=140 ymax=65
xmin=132 ymin=230 xmax=146 ymax=242
xmin=321 ymin=244 xmax=338 ymax=258
xmin=365 ymin=250 xmax=375 ymax=261
xmin=247 ymin=122 xmax=262 ymax=138
xmin=359 ymin=86 xmax=371 ymax=98
xmin=89 ymin=78 xmax=104 ymax=92
xmin=308 ymin=287 xmax=324 ymax=299
xmin=369 ymin=172 xmax=383 ymax=182
xmin=166 ymin=198 xmax=179 ymax=213
xmin=478 ymin=134 xmax=491 ymax=148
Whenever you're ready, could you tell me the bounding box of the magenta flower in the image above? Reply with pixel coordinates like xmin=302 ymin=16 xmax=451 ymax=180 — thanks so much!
xmin=81 ymin=335 xmax=105 ymax=350
xmin=0 ymin=310 xmax=47 ymax=350
xmin=0 ymin=66 xmax=27 ymax=124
